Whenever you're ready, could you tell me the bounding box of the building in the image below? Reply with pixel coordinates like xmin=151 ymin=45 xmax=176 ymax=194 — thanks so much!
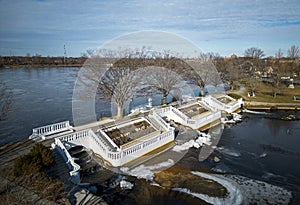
xmin=29 ymin=95 xmax=243 ymax=183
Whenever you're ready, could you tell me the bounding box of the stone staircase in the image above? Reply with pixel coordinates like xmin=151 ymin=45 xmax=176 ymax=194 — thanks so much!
xmin=75 ymin=190 xmax=107 ymax=205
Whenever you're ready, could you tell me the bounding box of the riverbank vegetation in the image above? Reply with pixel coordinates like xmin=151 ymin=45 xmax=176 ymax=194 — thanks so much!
xmin=0 ymin=142 xmax=68 ymax=204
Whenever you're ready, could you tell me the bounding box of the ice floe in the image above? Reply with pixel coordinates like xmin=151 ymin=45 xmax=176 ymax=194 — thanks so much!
xmin=176 ymin=172 xmax=291 ymax=205
xmin=226 ymin=174 xmax=292 ymax=205
xmin=243 ymin=109 xmax=270 ymax=115
xmin=216 ymin=146 xmax=241 ymax=157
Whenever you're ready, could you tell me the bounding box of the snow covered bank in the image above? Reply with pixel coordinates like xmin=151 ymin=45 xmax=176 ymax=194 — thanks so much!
xmin=184 ymin=171 xmax=244 ymax=205
xmin=221 ymin=113 xmax=242 ymax=124
xmin=232 ymin=113 xmax=242 ymax=121
xmin=172 ymin=131 xmax=211 ymax=152
xmin=120 ymin=159 xmax=174 ymax=180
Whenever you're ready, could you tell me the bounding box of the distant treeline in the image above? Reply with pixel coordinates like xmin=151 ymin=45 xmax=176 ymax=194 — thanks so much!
xmin=0 ymin=56 xmax=88 ymax=68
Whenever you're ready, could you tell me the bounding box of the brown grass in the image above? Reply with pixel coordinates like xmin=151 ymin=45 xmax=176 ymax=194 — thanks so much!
xmin=236 ymin=82 xmax=300 ymax=103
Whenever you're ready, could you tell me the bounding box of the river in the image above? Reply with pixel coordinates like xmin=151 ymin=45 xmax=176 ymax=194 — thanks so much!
xmin=0 ymin=67 xmax=299 ymax=204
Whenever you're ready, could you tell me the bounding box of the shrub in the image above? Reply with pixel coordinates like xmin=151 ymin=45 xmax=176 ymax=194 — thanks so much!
xmin=13 ymin=143 xmax=55 ymax=177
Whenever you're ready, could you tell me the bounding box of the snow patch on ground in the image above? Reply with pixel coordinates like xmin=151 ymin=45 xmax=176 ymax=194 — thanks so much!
xmin=221 ymin=113 xmax=242 ymax=124
xmin=120 ymin=159 xmax=174 ymax=180
xmin=150 ymin=181 xmax=163 ymax=188
xmin=232 ymin=113 xmax=242 ymax=121
xmin=173 ymin=131 xmax=211 ymax=152
xmin=119 ymin=179 xmax=134 ymax=189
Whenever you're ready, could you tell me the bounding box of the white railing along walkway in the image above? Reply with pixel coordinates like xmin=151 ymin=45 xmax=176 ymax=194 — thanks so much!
xmin=149 ymin=110 xmax=172 ymax=131
xmin=54 ymin=138 xmax=81 ymax=184
xmin=30 ymin=121 xmax=72 ymax=139
xmin=202 ymin=96 xmax=243 ymax=113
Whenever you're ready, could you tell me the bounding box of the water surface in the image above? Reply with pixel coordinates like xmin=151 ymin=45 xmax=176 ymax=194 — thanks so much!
xmin=0 ymin=67 xmax=299 ymax=204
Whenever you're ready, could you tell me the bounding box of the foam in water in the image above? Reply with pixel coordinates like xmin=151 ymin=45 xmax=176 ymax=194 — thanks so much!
xmin=216 ymin=146 xmax=241 ymax=157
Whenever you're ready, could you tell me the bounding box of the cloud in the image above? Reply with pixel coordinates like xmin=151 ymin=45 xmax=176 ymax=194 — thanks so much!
xmin=0 ymin=0 xmax=299 ymax=56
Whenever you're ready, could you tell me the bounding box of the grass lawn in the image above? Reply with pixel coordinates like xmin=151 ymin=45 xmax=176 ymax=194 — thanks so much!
xmin=231 ymin=82 xmax=300 ymax=103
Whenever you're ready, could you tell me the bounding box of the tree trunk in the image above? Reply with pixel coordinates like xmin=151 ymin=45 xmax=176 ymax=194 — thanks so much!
xmin=162 ymin=92 xmax=168 ymax=105
xmin=117 ymin=104 xmax=123 ymax=118
xmin=200 ymin=86 xmax=205 ymax=96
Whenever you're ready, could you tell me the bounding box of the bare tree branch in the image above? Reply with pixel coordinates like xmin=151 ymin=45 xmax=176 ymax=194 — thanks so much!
xmin=287 ymin=45 xmax=299 ymax=59
xmin=141 ymin=66 xmax=182 ymax=105
xmin=244 ymin=47 xmax=265 ymax=59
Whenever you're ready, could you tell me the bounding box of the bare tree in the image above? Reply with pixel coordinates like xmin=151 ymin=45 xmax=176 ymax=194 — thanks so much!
xmin=142 ymin=66 xmax=182 ymax=105
xmin=244 ymin=47 xmax=265 ymax=59
xmin=86 ymin=49 xmax=96 ymax=57
xmin=0 ymin=81 xmax=12 ymax=121
xmin=271 ymin=59 xmax=283 ymax=98
xmin=79 ymin=48 xmax=193 ymax=118
xmin=275 ymin=48 xmax=283 ymax=59
xmin=98 ymin=65 xmax=141 ymax=117
xmin=287 ymin=45 xmax=299 ymax=59
xmin=185 ymin=58 xmax=223 ymax=96
xmin=197 ymin=52 xmax=221 ymax=67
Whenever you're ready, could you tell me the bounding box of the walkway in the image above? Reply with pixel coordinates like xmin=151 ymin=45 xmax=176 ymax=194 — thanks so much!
xmin=244 ymin=101 xmax=300 ymax=110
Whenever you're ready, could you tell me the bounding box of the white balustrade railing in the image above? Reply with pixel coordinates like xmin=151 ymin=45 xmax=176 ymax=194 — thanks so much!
xmin=55 ymin=125 xmax=175 ymax=167
xmin=210 ymin=96 xmax=227 ymax=110
xmin=202 ymin=96 xmax=243 ymax=113
xmin=88 ymin=130 xmax=108 ymax=155
xmin=54 ymin=137 xmax=80 ymax=184
xmin=97 ymin=129 xmax=119 ymax=151
xmin=154 ymin=107 xmax=171 ymax=117
xmin=58 ymin=129 xmax=89 ymax=142
xmin=30 ymin=121 xmax=71 ymax=139
xmin=150 ymin=111 xmax=171 ymax=131
xmin=170 ymin=107 xmax=189 ymax=123
xmin=187 ymin=110 xmax=221 ymax=129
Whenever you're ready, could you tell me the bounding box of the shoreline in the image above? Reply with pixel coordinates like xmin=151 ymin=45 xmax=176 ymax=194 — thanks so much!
xmin=243 ymin=101 xmax=300 ymax=111
xmin=0 ymin=64 xmax=83 ymax=68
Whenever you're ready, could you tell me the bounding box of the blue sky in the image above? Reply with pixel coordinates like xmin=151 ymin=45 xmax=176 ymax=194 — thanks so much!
xmin=0 ymin=0 xmax=299 ymax=57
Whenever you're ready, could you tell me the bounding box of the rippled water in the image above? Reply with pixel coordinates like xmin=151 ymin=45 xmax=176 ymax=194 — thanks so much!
xmin=213 ymin=111 xmax=300 ymax=204
xmin=0 ymin=67 xmax=79 ymax=145
xmin=0 ymin=67 xmax=299 ymax=204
